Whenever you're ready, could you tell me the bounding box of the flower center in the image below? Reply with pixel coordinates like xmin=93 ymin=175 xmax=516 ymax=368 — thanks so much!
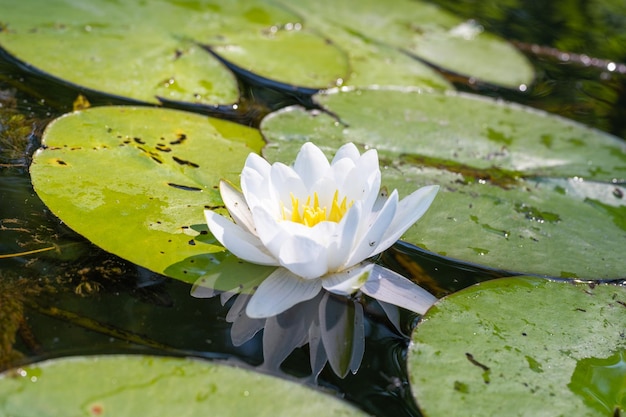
xmin=282 ymin=190 xmax=352 ymax=227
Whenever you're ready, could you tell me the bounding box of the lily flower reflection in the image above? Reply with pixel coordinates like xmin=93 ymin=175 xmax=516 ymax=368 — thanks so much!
xmin=192 ymin=281 xmax=408 ymax=379
xmin=204 ymin=142 xmax=439 ymax=318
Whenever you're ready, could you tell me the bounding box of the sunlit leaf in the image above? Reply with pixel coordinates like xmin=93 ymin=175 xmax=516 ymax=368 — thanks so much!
xmin=30 ymin=106 xmax=266 ymax=284
xmin=407 ymin=277 xmax=626 ymax=417
xmin=0 ymin=0 xmax=348 ymax=104
xmin=280 ymin=0 xmax=534 ymax=88
xmin=261 ymin=87 xmax=626 ymax=279
xmin=0 ymin=0 xmax=240 ymax=105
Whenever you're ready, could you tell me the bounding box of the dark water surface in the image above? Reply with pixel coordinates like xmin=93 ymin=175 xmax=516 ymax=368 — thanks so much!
xmin=1 ymin=2 xmax=624 ymax=416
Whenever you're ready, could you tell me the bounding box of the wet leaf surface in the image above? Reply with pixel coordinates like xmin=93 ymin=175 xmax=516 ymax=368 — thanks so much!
xmin=408 ymin=277 xmax=626 ymax=417
xmin=261 ymin=88 xmax=626 ymax=278
xmin=0 ymin=355 xmax=369 ymax=416
xmin=29 ymin=106 xmax=267 ymax=284
xmin=0 ymin=0 xmax=533 ymax=107
xmin=280 ymin=0 xmax=534 ymax=88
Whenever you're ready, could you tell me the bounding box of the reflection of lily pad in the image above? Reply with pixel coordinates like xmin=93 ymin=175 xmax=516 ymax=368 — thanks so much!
xmin=30 ymin=106 xmax=265 ymax=284
xmin=0 ymin=355 xmax=369 ymax=416
xmin=407 ymin=277 xmax=626 ymax=417
xmin=260 ymin=88 xmax=626 ymax=279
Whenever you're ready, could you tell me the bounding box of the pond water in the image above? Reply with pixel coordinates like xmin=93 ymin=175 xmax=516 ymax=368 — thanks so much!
xmin=0 ymin=1 xmax=625 ymax=416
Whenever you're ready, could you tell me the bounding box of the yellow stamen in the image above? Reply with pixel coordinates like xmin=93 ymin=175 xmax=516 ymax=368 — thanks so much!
xmin=282 ymin=190 xmax=353 ymax=227
xmin=290 ymin=194 xmax=302 ymax=223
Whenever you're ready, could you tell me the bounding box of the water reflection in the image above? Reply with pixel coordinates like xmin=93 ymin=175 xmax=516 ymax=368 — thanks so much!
xmin=193 ymin=281 xmax=405 ymax=380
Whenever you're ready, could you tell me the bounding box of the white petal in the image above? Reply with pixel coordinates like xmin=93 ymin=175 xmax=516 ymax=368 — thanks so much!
xmin=322 ymin=262 xmax=374 ymax=295
xmin=371 ymin=185 xmax=439 ymax=256
xmin=342 ymin=150 xmax=381 ymax=208
xmin=219 ymin=180 xmax=256 ymax=235
xmin=308 ymin=175 xmax=338 ymax=207
xmin=326 ymin=202 xmax=362 ymax=271
xmin=241 ymin=155 xmax=271 ymax=211
xmin=331 ymin=142 xmax=361 ymax=164
xmin=328 ymin=157 xmax=356 ymax=191
xmin=361 ymin=264 xmax=437 ymax=315
xmin=293 ymin=142 xmax=330 ymax=189
xmin=252 ymin=206 xmax=325 ymax=259
xmin=243 ymin=152 xmax=271 ymax=178
xmin=269 ymin=162 xmax=307 ymax=209
xmin=278 ymin=234 xmax=329 ymax=279
xmin=246 ymin=268 xmax=322 ymax=318
xmin=371 ymin=186 xmax=389 ymax=214
xmin=250 ymin=205 xmax=287 ymax=258
xmin=344 ymin=190 xmax=398 ymax=267
xmin=205 ymin=210 xmax=278 ymax=266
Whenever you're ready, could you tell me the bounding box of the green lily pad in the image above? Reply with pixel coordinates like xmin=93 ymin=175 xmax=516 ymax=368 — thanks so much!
xmin=0 ymin=0 xmax=350 ymax=104
xmin=30 ymin=106 xmax=266 ymax=284
xmin=260 ymin=88 xmax=626 ymax=279
xmin=323 ymin=25 xmax=453 ymax=91
xmin=210 ymin=28 xmax=350 ymax=90
xmin=0 ymin=355 xmax=368 ymax=416
xmin=407 ymin=277 xmax=626 ymax=417
xmin=264 ymin=6 xmax=452 ymax=91
xmin=0 ymin=0 xmax=239 ymax=105
xmin=280 ymin=0 xmax=534 ymax=88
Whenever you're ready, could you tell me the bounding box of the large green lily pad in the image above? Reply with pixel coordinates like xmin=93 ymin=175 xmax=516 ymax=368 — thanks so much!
xmin=0 ymin=0 xmax=350 ymax=104
xmin=280 ymin=0 xmax=534 ymax=88
xmin=0 ymin=0 xmax=239 ymax=105
xmin=0 ymin=0 xmax=532 ymax=103
xmin=260 ymin=88 xmax=626 ymax=279
xmin=209 ymin=28 xmax=350 ymax=90
xmin=30 ymin=106 xmax=266 ymax=284
xmin=0 ymin=355 xmax=368 ymax=416
xmin=408 ymin=277 xmax=626 ymax=417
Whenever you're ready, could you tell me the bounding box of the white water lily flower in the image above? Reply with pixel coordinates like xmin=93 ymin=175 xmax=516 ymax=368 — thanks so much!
xmin=205 ymin=142 xmax=439 ymax=318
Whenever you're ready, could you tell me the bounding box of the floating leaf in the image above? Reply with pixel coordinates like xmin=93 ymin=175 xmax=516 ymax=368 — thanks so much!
xmin=0 ymin=355 xmax=369 ymax=416
xmin=0 ymin=0 xmax=357 ymax=103
xmin=30 ymin=106 xmax=266 ymax=284
xmin=0 ymin=0 xmax=241 ymax=105
xmin=0 ymin=0 xmax=531 ymax=104
xmin=261 ymin=5 xmax=452 ymax=91
xmin=407 ymin=277 xmax=626 ymax=417
xmin=280 ymin=0 xmax=534 ymax=88
xmin=209 ymin=28 xmax=350 ymax=90
xmin=261 ymin=88 xmax=626 ymax=278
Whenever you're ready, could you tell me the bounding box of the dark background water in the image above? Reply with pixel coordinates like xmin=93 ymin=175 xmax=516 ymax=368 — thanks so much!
xmin=1 ymin=1 xmax=625 ymax=416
